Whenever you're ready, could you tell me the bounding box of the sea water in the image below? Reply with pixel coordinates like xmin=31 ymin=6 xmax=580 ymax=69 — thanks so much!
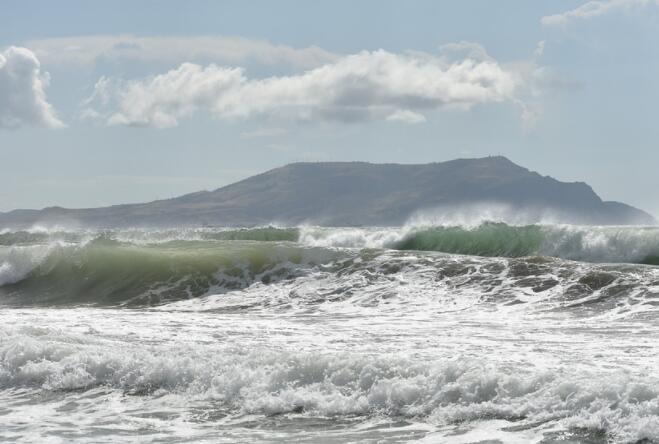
xmin=1 ymin=224 xmax=659 ymax=443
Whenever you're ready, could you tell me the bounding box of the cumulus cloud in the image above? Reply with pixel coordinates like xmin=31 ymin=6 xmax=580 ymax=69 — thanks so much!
xmin=25 ymin=35 xmax=338 ymax=70
xmin=0 ymin=47 xmax=63 ymax=129
xmin=541 ymin=0 xmax=657 ymax=26
xmin=83 ymin=49 xmax=519 ymax=128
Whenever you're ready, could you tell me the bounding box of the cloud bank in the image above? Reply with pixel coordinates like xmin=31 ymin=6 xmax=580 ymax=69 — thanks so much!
xmin=0 ymin=47 xmax=62 ymax=129
xmin=25 ymin=35 xmax=338 ymax=71
xmin=542 ymin=0 xmax=657 ymax=26
xmin=83 ymin=49 xmax=519 ymax=128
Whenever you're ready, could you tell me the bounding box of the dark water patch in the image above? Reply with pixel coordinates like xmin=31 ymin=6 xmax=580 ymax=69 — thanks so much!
xmin=642 ymin=255 xmax=659 ymax=266
xmin=436 ymin=262 xmax=476 ymax=279
xmin=515 ymin=277 xmax=559 ymax=293
xmin=561 ymin=284 xmax=595 ymax=301
xmin=508 ymin=258 xmax=555 ymax=278
xmin=578 ymin=272 xmax=618 ymax=290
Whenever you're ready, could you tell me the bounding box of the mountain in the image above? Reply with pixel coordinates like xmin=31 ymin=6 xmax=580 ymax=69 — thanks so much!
xmin=0 ymin=156 xmax=655 ymax=228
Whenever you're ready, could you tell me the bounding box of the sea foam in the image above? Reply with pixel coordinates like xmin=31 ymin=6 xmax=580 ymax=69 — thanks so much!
xmin=1 ymin=324 xmax=659 ymax=443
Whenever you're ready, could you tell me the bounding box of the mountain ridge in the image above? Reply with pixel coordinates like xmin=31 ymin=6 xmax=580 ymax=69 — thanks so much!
xmin=0 ymin=156 xmax=655 ymax=228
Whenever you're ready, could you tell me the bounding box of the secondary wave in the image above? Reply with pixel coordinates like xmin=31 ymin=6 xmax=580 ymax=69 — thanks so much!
xmin=299 ymin=223 xmax=659 ymax=264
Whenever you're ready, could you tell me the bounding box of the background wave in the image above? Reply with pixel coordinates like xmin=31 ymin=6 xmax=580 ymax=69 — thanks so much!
xmin=299 ymin=223 xmax=659 ymax=264
xmin=4 ymin=223 xmax=659 ymax=264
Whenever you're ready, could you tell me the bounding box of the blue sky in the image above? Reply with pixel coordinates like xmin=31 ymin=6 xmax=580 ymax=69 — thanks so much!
xmin=1 ymin=0 xmax=658 ymax=216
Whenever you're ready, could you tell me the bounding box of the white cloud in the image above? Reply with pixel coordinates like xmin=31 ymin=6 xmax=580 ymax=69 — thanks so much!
xmin=500 ymin=41 xmax=581 ymax=130
xmin=84 ymin=49 xmax=519 ymax=128
xmin=0 ymin=47 xmax=63 ymax=129
xmin=439 ymin=41 xmax=494 ymax=63
xmin=386 ymin=110 xmax=427 ymax=124
xmin=25 ymin=35 xmax=338 ymax=70
xmin=533 ymin=41 xmax=546 ymax=58
xmin=541 ymin=0 xmax=657 ymax=26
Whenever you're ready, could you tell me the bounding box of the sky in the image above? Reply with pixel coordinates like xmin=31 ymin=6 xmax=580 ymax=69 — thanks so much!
xmin=1 ymin=0 xmax=658 ymax=216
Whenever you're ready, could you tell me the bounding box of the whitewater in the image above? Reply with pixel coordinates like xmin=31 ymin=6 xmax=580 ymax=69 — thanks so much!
xmin=2 ymin=223 xmax=659 ymax=443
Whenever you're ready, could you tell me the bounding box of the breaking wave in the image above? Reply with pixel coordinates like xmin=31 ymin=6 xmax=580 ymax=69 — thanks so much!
xmin=300 ymin=223 xmax=659 ymax=264
xmin=2 ymin=325 xmax=659 ymax=443
xmin=0 ymin=238 xmax=341 ymax=306
xmin=1 ymin=224 xmax=659 ymax=307
xmin=1 ymin=241 xmax=659 ymax=312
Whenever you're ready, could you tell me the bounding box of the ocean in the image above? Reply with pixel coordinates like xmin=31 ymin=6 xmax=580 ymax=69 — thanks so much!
xmin=1 ymin=223 xmax=659 ymax=443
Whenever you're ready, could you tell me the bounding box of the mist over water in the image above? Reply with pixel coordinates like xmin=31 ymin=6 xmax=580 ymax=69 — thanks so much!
xmin=2 ymin=222 xmax=659 ymax=442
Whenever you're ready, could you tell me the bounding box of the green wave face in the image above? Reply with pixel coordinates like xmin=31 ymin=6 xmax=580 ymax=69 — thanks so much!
xmin=393 ymin=223 xmax=545 ymax=257
xmin=296 ymin=223 xmax=659 ymax=263
xmin=0 ymin=239 xmax=340 ymax=306
xmin=203 ymin=227 xmax=299 ymax=242
xmin=642 ymin=255 xmax=659 ymax=266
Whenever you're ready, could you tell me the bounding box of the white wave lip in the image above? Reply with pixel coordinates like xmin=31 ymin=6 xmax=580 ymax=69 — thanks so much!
xmin=0 ymin=244 xmax=58 ymax=286
xmin=540 ymin=224 xmax=659 ymax=264
xmin=298 ymin=226 xmax=408 ymax=249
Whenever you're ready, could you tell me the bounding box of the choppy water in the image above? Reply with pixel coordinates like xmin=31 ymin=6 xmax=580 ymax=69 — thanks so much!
xmin=2 ymin=224 xmax=659 ymax=443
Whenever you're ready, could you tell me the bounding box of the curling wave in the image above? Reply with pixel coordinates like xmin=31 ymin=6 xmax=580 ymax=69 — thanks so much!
xmin=0 ymin=238 xmax=341 ymax=306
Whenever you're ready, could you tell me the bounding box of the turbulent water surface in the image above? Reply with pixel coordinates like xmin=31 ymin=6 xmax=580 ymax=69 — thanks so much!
xmin=2 ymin=223 xmax=659 ymax=443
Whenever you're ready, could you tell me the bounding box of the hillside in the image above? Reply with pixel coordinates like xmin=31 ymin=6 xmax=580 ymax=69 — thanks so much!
xmin=0 ymin=157 xmax=655 ymax=228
